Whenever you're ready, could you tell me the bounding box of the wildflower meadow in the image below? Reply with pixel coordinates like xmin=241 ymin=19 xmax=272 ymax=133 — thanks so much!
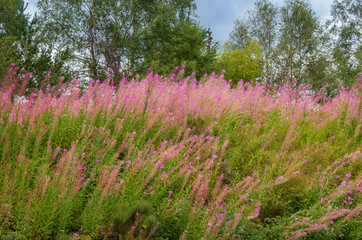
xmin=0 ymin=65 xmax=361 ymax=240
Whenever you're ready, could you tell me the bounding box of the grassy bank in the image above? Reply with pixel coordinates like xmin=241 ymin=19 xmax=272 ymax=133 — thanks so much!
xmin=0 ymin=68 xmax=361 ymax=239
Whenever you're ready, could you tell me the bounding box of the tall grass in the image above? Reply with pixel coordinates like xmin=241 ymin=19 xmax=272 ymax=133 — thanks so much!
xmin=0 ymin=66 xmax=361 ymax=239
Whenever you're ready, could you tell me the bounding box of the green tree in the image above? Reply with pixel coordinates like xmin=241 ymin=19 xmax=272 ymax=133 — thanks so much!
xmin=277 ymin=0 xmax=320 ymax=83
xmin=229 ymin=19 xmax=249 ymax=49
xmin=277 ymin=0 xmax=341 ymax=93
xmin=139 ymin=2 xmax=217 ymax=78
xmin=0 ymin=0 xmax=25 ymax=78
xmin=37 ymin=0 xmax=107 ymax=80
xmin=328 ymin=0 xmax=362 ymax=87
xmin=228 ymin=0 xmax=279 ymax=83
xmin=37 ymin=0 xmax=216 ymax=82
xmin=0 ymin=0 xmax=72 ymax=90
xmin=218 ymin=39 xmax=263 ymax=85
xmin=247 ymin=0 xmax=279 ymax=83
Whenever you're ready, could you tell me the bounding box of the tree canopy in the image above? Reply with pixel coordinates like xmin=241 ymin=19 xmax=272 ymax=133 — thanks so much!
xmin=0 ymin=0 xmax=361 ymax=94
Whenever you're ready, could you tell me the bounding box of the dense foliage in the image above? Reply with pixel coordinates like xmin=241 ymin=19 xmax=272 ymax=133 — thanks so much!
xmin=0 ymin=0 xmax=73 ymax=87
xmin=0 ymin=66 xmax=361 ymax=239
xmin=218 ymin=39 xmax=263 ymax=86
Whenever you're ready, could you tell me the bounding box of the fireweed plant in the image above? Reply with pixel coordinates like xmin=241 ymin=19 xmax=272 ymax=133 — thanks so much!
xmin=0 ymin=65 xmax=361 ymax=240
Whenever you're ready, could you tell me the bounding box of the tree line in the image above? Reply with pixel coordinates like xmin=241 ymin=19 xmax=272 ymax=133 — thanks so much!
xmin=0 ymin=0 xmax=217 ymax=87
xmin=223 ymin=0 xmax=361 ymax=94
xmin=0 ymin=0 xmax=361 ymax=94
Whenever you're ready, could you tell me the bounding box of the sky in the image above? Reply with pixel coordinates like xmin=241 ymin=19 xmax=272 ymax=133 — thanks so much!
xmin=25 ymin=0 xmax=335 ymax=43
